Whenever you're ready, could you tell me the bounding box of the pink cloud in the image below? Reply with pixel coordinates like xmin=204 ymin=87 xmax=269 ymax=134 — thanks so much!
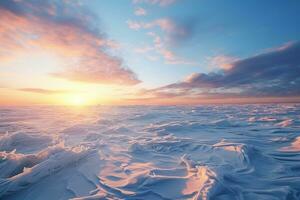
xmin=209 ymin=55 xmax=238 ymax=70
xmin=132 ymin=0 xmax=177 ymax=6
xmin=0 ymin=0 xmax=140 ymax=85
xmin=265 ymin=41 xmax=296 ymax=52
xmin=18 ymin=88 xmax=71 ymax=94
xmin=134 ymin=7 xmax=147 ymax=16
xmin=127 ymin=20 xmax=143 ymax=30
xmin=151 ymin=18 xmax=185 ymax=35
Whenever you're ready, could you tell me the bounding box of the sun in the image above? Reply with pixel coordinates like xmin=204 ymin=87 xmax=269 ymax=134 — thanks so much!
xmin=68 ymin=95 xmax=88 ymax=106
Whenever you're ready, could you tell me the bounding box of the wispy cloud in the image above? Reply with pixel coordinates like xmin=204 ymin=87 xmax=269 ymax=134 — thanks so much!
xmin=148 ymin=31 xmax=197 ymax=65
xmin=128 ymin=18 xmax=197 ymax=65
xmin=127 ymin=18 xmax=188 ymax=41
xmin=18 ymin=88 xmax=70 ymax=95
xmin=0 ymin=0 xmax=140 ymax=85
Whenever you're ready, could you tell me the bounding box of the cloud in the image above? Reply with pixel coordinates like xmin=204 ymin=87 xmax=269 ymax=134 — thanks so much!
xmin=0 ymin=0 xmax=140 ymax=85
xmin=147 ymin=41 xmax=300 ymax=98
xmin=51 ymin=62 xmax=140 ymax=85
xmin=18 ymin=88 xmax=70 ymax=94
xmin=208 ymin=55 xmax=238 ymax=70
xmin=147 ymin=31 xmax=197 ymax=65
xmin=127 ymin=18 xmax=197 ymax=65
xmin=127 ymin=20 xmax=143 ymax=30
xmin=134 ymin=7 xmax=147 ymax=16
xmin=149 ymin=18 xmax=181 ymax=32
xmin=132 ymin=0 xmax=177 ymax=6
xmin=127 ymin=18 xmax=190 ymax=42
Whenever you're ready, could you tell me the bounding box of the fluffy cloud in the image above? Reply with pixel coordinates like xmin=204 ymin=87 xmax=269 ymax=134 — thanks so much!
xmin=148 ymin=41 xmax=300 ymax=98
xmin=134 ymin=7 xmax=147 ymax=16
xmin=0 ymin=0 xmax=140 ymax=85
xmin=132 ymin=0 xmax=177 ymax=6
xmin=208 ymin=55 xmax=238 ymax=70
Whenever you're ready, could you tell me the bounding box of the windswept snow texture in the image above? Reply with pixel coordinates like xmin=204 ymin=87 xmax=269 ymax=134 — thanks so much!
xmin=0 ymin=105 xmax=300 ymax=200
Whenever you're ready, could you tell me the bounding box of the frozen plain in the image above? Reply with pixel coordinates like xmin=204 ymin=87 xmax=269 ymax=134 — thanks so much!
xmin=0 ymin=104 xmax=299 ymax=200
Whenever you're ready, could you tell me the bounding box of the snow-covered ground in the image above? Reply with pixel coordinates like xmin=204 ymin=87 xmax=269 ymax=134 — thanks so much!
xmin=0 ymin=104 xmax=299 ymax=200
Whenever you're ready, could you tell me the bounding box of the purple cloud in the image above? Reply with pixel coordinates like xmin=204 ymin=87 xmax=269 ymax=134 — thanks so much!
xmin=150 ymin=41 xmax=300 ymax=98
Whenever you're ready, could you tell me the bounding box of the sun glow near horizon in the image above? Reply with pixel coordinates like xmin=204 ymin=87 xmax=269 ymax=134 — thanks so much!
xmin=58 ymin=85 xmax=131 ymax=106
xmin=66 ymin=94 xmax=90 ymax=106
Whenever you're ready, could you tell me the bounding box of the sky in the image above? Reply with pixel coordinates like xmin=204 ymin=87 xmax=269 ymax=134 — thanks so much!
xmin=0 ymin=0 xmax=300 ymax=105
